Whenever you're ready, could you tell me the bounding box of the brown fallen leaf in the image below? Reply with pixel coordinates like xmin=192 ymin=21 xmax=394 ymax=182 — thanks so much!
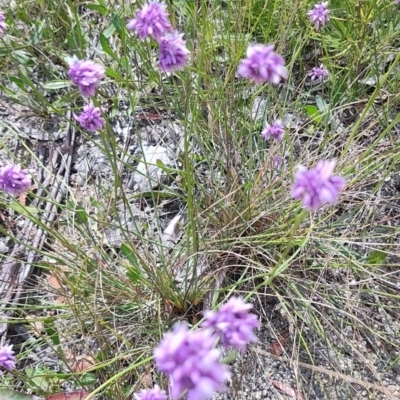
xmin=271 ymin=380 xmax=305 ymax=400
xmin=164 ymin=300 xmax=173 ymax=314
xmin=46 ymin=391 xmax=91 ymax=400
xmin=136 ymin=112 xmax=163 ymax=122
xmin=270 ymin=335 xmax=287 ymax=356
xmin=25 ymin=316 xmax=44 ymax=338
xmin=0 ymin=388 xmax=33 ymax=399
xmin=19 ymin=191 xmax=27 ymax=206
xmin=135 ymin=364 xmax=153 ymax=390
xmin=45 ymin=274 xmax=66 ymax=304
xmin=143 ymin=364 xmax=153 ymax=387
xmin=0 ymin=210 xmax=14 ymax=229
xmin=65 ymin=352 xmax=96 ymax=373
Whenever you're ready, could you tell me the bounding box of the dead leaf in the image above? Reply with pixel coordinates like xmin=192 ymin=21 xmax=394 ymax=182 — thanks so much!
xmin=65 ymin=353 xmax=96 ymax=373
xmin=45 ymin=274 xmax=66 ymax=304
xmin=46 ymin=391 xmax=91 ymax=400
xmin=164 ymin=300 xmax=173 ymax=314
xmin=0 ymin=389 xmax=33 ymax=400
xmin=0 ymin=210 xmax=14 ymax=229
xmin=270 ymin=335 xmax=287 ymax=356
xmin=143 ymin=364 xmax=153 ymax=387
xmin=74 ymin=355 xmax=95 ymax=373
xmin=271 ymin=341 xmax=283 ymax=356
xmin=136 ymin=112 xmax=163 ymax=122
xmin=19 ymin=191 xmax=27 ymax=206
xmin=271 ymin=380 xmax=305 ymax=400
xmin=160 ymin=214 xmax=184 ymax=249
xmin=25 ymin=316 xmax=44 ymax=338
xmin=135 ymin=364 xmax=153 ymax=389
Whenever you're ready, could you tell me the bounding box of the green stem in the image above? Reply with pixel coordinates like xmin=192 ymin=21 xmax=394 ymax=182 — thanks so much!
xmin=85 ymin=355 xmax=153 ymax=400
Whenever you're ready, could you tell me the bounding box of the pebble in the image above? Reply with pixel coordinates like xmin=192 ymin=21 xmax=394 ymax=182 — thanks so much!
xmin=0 ymin=240 xmax=8 ymax=253
xmin=128 ymin=145 xmax=171 ymax=191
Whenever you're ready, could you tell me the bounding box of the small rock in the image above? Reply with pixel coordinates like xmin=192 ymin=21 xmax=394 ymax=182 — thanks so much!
xmin=0 ymin=240 xmax=8 ymax=253
xmin=128 ymin=145 xmax=171 ymax=191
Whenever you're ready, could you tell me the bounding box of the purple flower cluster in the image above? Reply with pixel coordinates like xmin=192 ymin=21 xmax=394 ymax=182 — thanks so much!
xmin=127 ymin=1 xmax=189 ymax=72
xmin=291 ymin=160 xmax=345 ymax=210
xmin=68 ymin=56 xmax=105 ymax=97
xmin=309 ymin=64 xmax=329 ymax=81
xmin=305 ymin=3 xmax=331 ymax=86
xmin=67 ymin=57 xmax=106 ymax=131
xmin=134 ymin=385 xmax=167 ymax=400
xmin=273 ymin=155 xmax=283 ymax=169
xmin=238 ymin=3 xmax=331 ymax=86
xmin=0 ymin=165 xmax=31 ymax=196
xmin=127 ymin=1 xmax=172 ymax=41
xmin=0 ymin=345 xmax=15 ymax=372
xmin=201 ymin=297 xmax=260 ymax=352
xmin=158 ymin=31 xmax=191 ymax=72
xmin=158 ymin=31 xmax=189 ymax=72
xmin=307 ymin=2 xmax=330 ymax=30
xmin=0 ymin=10 xmax=7 ymax=36
xmin=261 ymin=119 xmax=285 ymax=142
xmin=154 ymin=323 xmax=230 ymax=400
xmin=238 ymin=44 xmax=287 ymax=84
xmin=147 ymin=298 xmax=259 ymax=400
xmin=74 ymin=101 xmax=105 ymax=131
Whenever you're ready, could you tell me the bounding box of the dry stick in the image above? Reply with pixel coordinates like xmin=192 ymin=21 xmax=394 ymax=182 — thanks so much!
xmin=0 ymin=116 xmax=76 ymax=339
xmin=251 ymin=346 xmax=397 ymax=398
xmin=0 ymin=222 xmax=39 ymax=297
xmin=14 ymin=125 xmax=76 ymax=301
xmin=16 ymin=151 xmax=66 ymax=285
xmin=0 ymin=139 xmax=62 ymax=299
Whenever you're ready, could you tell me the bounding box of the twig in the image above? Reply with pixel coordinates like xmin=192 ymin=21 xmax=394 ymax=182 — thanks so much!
xmin=0 ymin=112 xmax=76 ymax=341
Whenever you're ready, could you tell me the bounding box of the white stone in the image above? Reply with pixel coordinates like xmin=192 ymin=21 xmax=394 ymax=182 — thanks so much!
xmin=131 ymin=145 xmax=171 ymax=191
xmin=0 ymin=240 xmax=8 ymax=253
